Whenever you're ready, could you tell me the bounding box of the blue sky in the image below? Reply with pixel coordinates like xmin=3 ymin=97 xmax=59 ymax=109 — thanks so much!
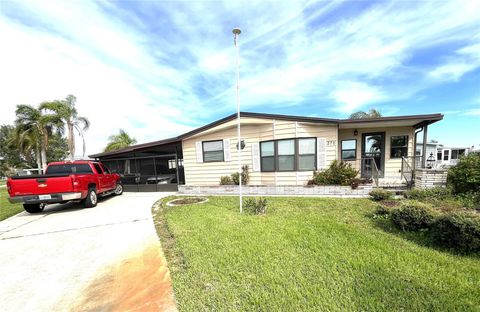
xmin=0 ymin=0 xmax=479 ymax=155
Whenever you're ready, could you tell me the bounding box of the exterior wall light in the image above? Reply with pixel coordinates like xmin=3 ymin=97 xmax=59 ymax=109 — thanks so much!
xmin=354 ymin=129 xmax=358 ymax=136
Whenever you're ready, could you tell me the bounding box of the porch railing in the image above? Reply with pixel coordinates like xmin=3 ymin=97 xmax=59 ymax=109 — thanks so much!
xmin=401 ymin=157 xmax=414 ymax=187
xmin=344 ymin=158 xmax=380 ymax=187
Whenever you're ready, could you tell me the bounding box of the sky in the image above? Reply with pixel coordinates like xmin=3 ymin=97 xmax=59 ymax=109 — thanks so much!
xmin=0 ymin=0 xmax=479 ymax=157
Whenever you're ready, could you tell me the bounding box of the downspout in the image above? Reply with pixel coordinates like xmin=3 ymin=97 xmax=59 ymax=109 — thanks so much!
xmin=422 ymin=124 xmax=428 ymax=168
xmin=414 ymin=126 xmax=423 ymax=171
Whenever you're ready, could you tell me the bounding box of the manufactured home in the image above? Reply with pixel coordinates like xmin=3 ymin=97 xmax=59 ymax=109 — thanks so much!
xmin=416 ymin=141 xmax=470 ymax=167
xmin=89 ymin=112 xmax=443 ymax=192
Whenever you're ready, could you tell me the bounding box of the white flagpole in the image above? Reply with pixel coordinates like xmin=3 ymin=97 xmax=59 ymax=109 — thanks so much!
xmin=233 ymin=28 xmax=242 ymax=213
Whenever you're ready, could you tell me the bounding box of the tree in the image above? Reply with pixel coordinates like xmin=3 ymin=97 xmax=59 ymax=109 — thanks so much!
xmin=349 ymin=109 xmax=382 ymax=119
xmin=104 ymin=129 xmax=137 ymax=152
xmin=40 ymin=95 xmax=90 ymax=160
xmin=13 ymin=104 xmax=61 ymax=171
xmin=0 ymin=125 xmax=33 ymax=176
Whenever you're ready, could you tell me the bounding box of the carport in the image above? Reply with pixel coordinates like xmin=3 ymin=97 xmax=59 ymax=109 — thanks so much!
xmin=89 ymin=139 xmax=184 ymax=192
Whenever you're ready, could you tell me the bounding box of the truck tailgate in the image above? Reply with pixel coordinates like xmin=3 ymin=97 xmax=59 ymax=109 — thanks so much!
xmin=10 ymin=175 xmax=74 ymax=196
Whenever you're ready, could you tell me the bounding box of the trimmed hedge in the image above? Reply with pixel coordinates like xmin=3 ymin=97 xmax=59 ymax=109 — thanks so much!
xmin=404 ymin=187 xmax=452 ymax=201
xmin=391 ymin=201 xmax=436 ymax=231
xmin=431 ymin=212 xmax=480 ymax=253
xmin=369 ymin=189 xmax=392 ymax=201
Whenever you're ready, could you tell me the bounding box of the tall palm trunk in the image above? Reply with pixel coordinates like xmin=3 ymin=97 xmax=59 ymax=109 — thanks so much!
xmin=35 ymin=146 xmax=42 ymax=173
xmin=68 ymin=121 xmax=75 ymax=160
xmin=41 ymin=133 xmax=48 ymax=172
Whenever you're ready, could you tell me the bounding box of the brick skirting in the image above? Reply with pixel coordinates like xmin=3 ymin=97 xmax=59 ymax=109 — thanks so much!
xmin=414 ymin=169 xmax=448 ymax=189
xmin=178 ymin=185 xmax=374 ymax=197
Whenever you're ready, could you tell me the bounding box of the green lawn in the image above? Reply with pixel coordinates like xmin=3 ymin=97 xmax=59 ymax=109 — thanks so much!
xmin=0 ymin=187 xmax=23 ymax=221
xmin=153 ymin=196 xmax=480 ymax=311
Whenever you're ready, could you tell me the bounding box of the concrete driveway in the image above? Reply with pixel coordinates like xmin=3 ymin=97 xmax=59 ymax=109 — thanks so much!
xmin=0 ymin=192 xmax=177 ymax=312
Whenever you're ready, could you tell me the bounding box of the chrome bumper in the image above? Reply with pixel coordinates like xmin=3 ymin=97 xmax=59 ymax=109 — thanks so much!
xmin=8 ymin=192 xmax=83 ymax=204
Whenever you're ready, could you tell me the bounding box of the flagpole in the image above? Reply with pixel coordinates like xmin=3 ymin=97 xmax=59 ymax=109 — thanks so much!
xmin=233 ymin=28 xmax=242 ymax=213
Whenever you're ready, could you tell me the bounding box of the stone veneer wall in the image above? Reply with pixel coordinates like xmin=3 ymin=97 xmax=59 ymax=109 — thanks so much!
xmin=414 ymin=169 xmax=448 ymax=189
xmin=178 ymin=185 xmax=373 ymax=197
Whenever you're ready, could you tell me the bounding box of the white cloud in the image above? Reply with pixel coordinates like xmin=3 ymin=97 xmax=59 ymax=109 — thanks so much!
xmin=0 ymin=0 xmax=479 ymax=156
xmin=330 ymin=82 xmax=384 ymax=112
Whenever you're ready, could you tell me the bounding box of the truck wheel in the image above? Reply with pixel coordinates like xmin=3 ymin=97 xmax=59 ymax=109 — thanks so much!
xmin=114 ymin=183 xmax=123 ymax=196
xmin=84 ymin=188 xmax=98 ymax=208
xmin=23 ymin=204 xmax=44 ymax=213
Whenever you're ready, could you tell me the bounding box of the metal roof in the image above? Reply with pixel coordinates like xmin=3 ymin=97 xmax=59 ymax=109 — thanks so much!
xmin=89 ymin=111 xmax=443 ymax=158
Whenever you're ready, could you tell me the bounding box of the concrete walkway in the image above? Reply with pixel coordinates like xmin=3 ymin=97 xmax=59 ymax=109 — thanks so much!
xmin=0 ymin=192 xmax=177 ymax=312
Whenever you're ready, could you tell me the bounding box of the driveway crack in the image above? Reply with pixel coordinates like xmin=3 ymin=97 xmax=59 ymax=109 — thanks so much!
xmin=0 ymin=218 xmax=149 ymax=241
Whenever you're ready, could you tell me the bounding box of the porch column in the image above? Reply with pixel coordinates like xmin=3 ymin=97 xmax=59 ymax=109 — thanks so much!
xmin=422 ymin=125 xmax=428 ymax=168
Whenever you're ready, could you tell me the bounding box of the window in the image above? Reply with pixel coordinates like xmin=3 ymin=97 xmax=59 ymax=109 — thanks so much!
xmin=93 ymin=163 xmax=103 ymax=174
xmin=298 ymin=138 xmax=316 ymax=170
xmin=443 ymin=150 xmax=449 ymax=161
xmin=168 ymin=159 xmax=176 ymax=169
xmin=45 ymin=164 xmax=93 ymax=174
xmin=341 ymin=139 xmax=356 ymax=160
xmin=278 ymin=139 xmax=295 ymax=171
xmin=390 ymin=136 xmax=408 ymax=158
xmin=260 ymin=141 xmax=275 ymax=172
xmin=437 ymin=151 xmax=442 ymax=161
xmin=260 ymin=137 xmax=317 ymax=172
xmin=203 ymin=140 xmax=224 ymax=162
xmin=101 ymin=164 xmax=110 ymax=174
xmin=451 ymin=150 xmax=459 ymax=159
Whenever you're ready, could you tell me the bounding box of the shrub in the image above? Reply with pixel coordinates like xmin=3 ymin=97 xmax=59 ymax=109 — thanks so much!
xmin=309 ymin=160 xmax=358 ymax=186
xmin=374 ymin=205 xmax=391 ymax=216
xmin=369 ymin=189 xmax=392 ymax=201
xmin=391 ymin=201 xmax=436 ymax=231
xmin=405 ymin=187 xmax=452 ymax=200
xmin=431 ymin=212 xmax=480 ymax=253
xmin=231 ymin=165 xmax=250 ymax=185
xmin=455 ymin=191 xmax=480 ymax=211
xmin=447 ymin=153 xmax=480 ymax=194
xmin=244 ymin=197 xmax=267 ymax=215
xmin=220 ymin=175 xmax=234 ymax=185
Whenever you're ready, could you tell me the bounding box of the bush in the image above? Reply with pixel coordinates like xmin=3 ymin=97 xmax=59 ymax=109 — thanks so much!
xmin=405 ymin=187 xmax=452 ymax=200
xmin=233 ymin=165 xmax=249 ymax=185
xmin=431 ymin=212 xmax=480 ymax=253
xmin=220 ymin=175 xmax=234 ymax=185
xmin=391 ymin=201 xmax=436 ymax=231
xmin=448 ymin=153 xmax=480 ymax=194
xmin=369 ymin=189 xmax=392 ymax=201
xmin=374 ymin=205 xmax=391 ymax=216
xmin=244 ymin=197 xmax=267 ymax=215
xmin=220 ymin=165 xmax=250 ymax=185
xmin=455 ymin=192 xmax=480 ymax=211
xmin=309 ymin=160 xmax=358 ymax=186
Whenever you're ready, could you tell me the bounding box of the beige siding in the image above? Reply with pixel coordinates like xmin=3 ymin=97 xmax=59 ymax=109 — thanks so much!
xmin=338 ymin=126 xmax=415 ymax=184
xmin=182 ymin=119 xmax=337 ymax=186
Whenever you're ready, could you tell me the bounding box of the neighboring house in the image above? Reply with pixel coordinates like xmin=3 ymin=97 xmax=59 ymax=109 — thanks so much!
xmin=416 ymin=141 xmax=470 ymax=167
xmin=89 ymin=112 xmax=443 ymax=191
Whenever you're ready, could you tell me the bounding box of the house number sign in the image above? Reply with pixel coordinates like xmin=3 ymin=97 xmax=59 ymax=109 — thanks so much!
xmin=326 ymin=140 xmax=336 ymax=146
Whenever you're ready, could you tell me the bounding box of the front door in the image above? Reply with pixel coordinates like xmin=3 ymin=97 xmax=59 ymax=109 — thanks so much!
xmin=361 ymin=132 xmax=385 ymax=178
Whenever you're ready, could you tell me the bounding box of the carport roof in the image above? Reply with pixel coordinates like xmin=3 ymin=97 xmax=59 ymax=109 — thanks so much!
xmin=89 ymin=111 xmax=443 ymax=158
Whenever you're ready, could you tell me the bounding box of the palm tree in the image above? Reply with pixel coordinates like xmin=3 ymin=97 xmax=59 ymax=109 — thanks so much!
xmin=104 ymin=129 xmax=137 ymax=152
xmin=349 ymin=109 xmax=382 ymax=119
xmin=13 ymin=105 xmax=59 ymax=171
xmin=40 ymin=95 xmax=90 ymax=160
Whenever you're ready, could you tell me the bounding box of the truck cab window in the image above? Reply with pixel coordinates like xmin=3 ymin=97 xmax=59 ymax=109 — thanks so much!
xmin=93 ymin=163 xmax=103 ymax=174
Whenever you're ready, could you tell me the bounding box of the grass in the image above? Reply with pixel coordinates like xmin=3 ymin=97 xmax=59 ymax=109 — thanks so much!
xmin=153 ymin=196 xmax=480 ymax=311
xmin=0 ymin=187 xmax=23 ymax=221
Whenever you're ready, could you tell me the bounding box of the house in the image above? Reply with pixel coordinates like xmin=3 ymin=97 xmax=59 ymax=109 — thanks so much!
xmin=416 ymin=141 xmax=470 ymax=167
xmin=89 ymin=112 xmax=443 ymax=192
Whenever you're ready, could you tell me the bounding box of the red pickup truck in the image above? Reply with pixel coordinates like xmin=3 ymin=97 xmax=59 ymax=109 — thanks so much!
xmin=7 ymin=161 xmax=123 ymax=213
